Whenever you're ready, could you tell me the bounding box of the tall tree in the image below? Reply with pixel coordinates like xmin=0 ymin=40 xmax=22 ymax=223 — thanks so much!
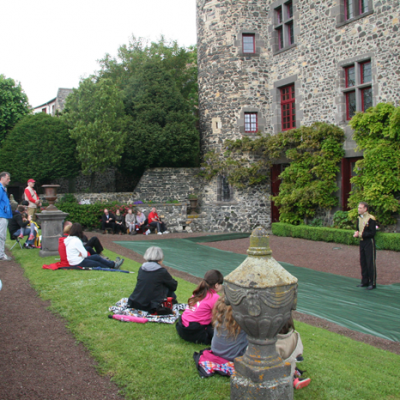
xmin=0 ymin=113 xmax=80 ymax=183
xmin=0 ymin=75 xmax=30 ymax=144
xmin=98 ymin=37 xmax=200 ymax=172
xmin=63 ymin=77 xmax=128 ymax=190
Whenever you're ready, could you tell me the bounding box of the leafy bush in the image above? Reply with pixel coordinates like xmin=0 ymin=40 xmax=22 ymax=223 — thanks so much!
xmin=59 ymin=194 xmax=78 ymax=204
xmin=308 ymin=218 xmax=323 ymax=227
xmin=272 ymin=222 xmax=400 ymax=251
xmin=348 ymin=103 xmax=400 ymax=225
xmin=0 ymin=113 xmax=80 ymax=183
xmin=332 ymin=210 xmax=354 ymax=230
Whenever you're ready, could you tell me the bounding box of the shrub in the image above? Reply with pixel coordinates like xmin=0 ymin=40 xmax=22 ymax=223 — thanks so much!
xmin=272 ymin=222 xmax=400 ymax=251
xmin=308 ymin=218 xmax=323 ymax=227
xmin=59 ymin=194 xmax=78 ymax=204
xmin=332 ymin=210 xmax=354 ymax=230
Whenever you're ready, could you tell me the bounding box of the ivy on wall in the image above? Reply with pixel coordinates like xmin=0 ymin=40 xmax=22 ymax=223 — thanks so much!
xmin=200 ymin=122 xmax=345 ymax=224
xmin=348 ymin=103 xmax=400 ymax=225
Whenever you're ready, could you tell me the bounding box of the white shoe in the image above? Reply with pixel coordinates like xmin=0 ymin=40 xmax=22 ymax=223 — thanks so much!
xmin=163 ymin=231 xmax=169 ymax=234
xmin=157 ymin=232 xmax=163 ymax=235
xmin=0 ymin=255 xmax=12 ymax=261
xmin=145 ymin=229 xmax=150 ymax=235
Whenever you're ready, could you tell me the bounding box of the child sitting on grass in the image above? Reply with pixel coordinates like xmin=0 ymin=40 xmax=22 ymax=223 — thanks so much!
xmin=276 ymin=314 xmax=311 ymax=390
xmin=176 ymin=270 xmax=223 ymax=344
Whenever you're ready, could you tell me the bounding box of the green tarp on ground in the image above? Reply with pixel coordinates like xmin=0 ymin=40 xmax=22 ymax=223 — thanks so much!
xmin=115 ymin=238 xmax=400 ymax=342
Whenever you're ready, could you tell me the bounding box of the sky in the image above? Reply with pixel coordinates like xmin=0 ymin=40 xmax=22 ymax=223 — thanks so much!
xmin=0 ymin=0 xmax=197 ymax=108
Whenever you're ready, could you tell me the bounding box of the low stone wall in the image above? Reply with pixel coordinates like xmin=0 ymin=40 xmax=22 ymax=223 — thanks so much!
xmin=59 ymin=192 xmax=134 ymax=204
xmin=132 ymin=168 xmax=203 ymax=202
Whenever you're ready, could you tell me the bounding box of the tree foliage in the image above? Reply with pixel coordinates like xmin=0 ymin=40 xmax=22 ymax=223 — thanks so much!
xmin=0 ymin=75 xmax=30 ymax=144
xmin=63 ymin=77 xmax=128 ymax=181
xmin=99 ymin=37 xmax=199 ymax=171
xmin=348 ymin=103 xmax=400 ymax=225
xmin=0 ymin=113 xmax=80 ymax=183
xmin=62 ymin=37 xmax=199 ymax=177
xmin=200 ymin=123 xmax=345 ymax=224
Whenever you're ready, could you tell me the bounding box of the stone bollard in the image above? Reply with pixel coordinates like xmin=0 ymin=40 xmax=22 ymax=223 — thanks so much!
xmin=224 ymin=227 xmax=298 ymax=400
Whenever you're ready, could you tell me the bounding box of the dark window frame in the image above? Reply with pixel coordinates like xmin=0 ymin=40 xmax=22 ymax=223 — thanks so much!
xmin=342 ymin=59 xmax=373 ymax=120
xmin=272 ymin=0 xmax=296 ymax=53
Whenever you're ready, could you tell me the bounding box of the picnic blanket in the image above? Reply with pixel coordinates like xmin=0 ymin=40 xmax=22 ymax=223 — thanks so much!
xmin=193 ymin=348 xmax=234 ymax=378
xmin=109 ymin=298 xmax=187 ymax=324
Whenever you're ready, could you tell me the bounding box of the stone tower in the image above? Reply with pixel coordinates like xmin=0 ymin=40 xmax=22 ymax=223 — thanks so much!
xmin=196 ymin=0 xmax=400 ymax=230
xmin=196 ymin=0 xmax=272 ymax=232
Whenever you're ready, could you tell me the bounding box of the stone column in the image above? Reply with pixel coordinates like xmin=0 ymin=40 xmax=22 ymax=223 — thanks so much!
xmin=224 ymin=227 xmax=298 ymax=400
xmin=37 ymin=184 xmax=68 ymax=257
xmin=37 ymin=210 xmax=68 ymax=257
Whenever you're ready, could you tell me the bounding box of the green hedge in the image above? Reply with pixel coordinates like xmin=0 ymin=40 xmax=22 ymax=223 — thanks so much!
xmin=271 ymin=223 xmax=400 ymax=252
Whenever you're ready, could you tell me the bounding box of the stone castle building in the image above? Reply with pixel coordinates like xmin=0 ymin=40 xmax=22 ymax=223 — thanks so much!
xmin=196 ymin=0 xmax=400 ymax=230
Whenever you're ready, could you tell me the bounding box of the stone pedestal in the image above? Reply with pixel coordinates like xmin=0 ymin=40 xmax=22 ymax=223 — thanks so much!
xmin=37 ymin=210 xmax=68 ymax=257
xmin=224 ymin=227 xmax=298 ymax=400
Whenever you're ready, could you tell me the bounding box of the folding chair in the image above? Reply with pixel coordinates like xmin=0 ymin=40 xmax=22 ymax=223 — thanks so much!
xmin=9 ymin=228 xmax=24 ymax=250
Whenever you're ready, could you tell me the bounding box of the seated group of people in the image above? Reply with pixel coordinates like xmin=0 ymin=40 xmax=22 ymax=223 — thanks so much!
xmin=127 ymin=251 xmax=310 ymax=389
xmin=63 ymin=222 xmax=124 ymax=270
xmin=9 ymin=203 xmax=38 ymax=249
xmin=101 ymin=207 xmax=169 ymax=235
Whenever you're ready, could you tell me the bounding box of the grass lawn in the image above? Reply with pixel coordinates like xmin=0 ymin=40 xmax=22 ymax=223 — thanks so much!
xmin=7 ymin=240 xmax=400 ymax=400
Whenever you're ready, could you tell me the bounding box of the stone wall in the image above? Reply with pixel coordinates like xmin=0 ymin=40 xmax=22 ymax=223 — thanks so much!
xmin=132 ymin=168 xmax=204 ymax=202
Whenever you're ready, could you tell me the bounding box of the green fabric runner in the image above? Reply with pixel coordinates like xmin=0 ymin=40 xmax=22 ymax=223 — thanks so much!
xmin=115 ymin=238 xmax=400 ymax=342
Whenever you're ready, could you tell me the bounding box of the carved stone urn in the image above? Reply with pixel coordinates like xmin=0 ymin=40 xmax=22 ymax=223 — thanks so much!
xmin=224 ymin=227 xmax=298 ymax=400
xmin=42 ymin=184 xmax=60 ymax=211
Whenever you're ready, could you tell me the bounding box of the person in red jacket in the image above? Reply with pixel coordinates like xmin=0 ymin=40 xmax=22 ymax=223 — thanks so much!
xmin=147 ymin=207 xmax=168 ymax=235
xmin=24 ymin=179 xmax=41 ymax=221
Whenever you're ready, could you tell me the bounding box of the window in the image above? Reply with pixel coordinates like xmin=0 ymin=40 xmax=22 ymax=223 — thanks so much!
xmin=242 ymin=34 xmax=255 ymax=54
xmin=344 ymin=0 xmax=370 ymax=21
xmin=274 ymin=0 xmax=295 ymax=51
xmin=343 ymin=60 xmax=372 ymax=120
xmin=244 ymin=113 xmax=258 ymax=133
xmin=280 ymin=85 xmax=295 ymax=131
xmin=217 ymin=175 xmax=231 ymax=202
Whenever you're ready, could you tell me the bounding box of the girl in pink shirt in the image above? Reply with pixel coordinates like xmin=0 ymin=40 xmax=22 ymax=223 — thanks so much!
xmin=176 ymin=270 xmax=223 ymax=344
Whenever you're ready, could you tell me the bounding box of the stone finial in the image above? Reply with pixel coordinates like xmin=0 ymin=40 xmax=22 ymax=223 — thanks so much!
xmin=247 ymin=226 xmax=272 ymax=257
xmin=225 ymin=226 xmax=297 ymax=289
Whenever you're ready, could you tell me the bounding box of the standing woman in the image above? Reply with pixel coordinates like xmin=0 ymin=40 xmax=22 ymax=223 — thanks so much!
xmin=176 ymin=270 xmax=223 ymax=344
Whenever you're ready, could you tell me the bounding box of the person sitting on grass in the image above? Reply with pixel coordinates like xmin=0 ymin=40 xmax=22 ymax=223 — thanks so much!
xmin=127 ymin=246 xmax=177 ymax=314
xmin=9 ymin=205 xmax=38 ymax=249
xmin=125 ymin=208 xmax=136 ymax=235
xmin=65 ymin=223 xmax=124 ymax=270
xmin=176 ymin=270 xmax=223 ymax=345
xmin=147 ymin=207 xmax=168 ymax=235
xmin=276 ymin=314 xmax=311 ymax=390
xmin=210 ymin=293 xmax=248 ymax=361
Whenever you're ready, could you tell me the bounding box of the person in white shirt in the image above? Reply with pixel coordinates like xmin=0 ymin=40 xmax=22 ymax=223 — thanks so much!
xmin=64 ymin=223 xmax=124 ymax=269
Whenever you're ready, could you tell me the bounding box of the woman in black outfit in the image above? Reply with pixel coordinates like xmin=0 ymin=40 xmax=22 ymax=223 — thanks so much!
xmin=127 ymin=246 xmax=177 ymax=313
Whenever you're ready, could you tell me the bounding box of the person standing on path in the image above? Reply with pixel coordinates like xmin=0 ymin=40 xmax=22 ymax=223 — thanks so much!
xmin=24 ymin=178 xmax=41 ymax=221
xmin=353 ymin=202 xmax=377 ymax=290
xmin=0 ymin=172 xmax=13 ymax=261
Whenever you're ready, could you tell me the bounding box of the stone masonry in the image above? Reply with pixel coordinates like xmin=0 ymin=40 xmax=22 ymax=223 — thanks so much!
xmin=196 ymin=0 xmax=400 ymax=228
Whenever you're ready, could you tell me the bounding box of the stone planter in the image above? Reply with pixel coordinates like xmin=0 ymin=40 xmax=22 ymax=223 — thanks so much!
xmin=42 ymin=184 xmax=60 ymax=211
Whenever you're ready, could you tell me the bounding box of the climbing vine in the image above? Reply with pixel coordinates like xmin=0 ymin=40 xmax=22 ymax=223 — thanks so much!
xmin=348 ymin=103 xmax=400 ymax=225
xmin=200 ymin=122 xmax=345 ymax=224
